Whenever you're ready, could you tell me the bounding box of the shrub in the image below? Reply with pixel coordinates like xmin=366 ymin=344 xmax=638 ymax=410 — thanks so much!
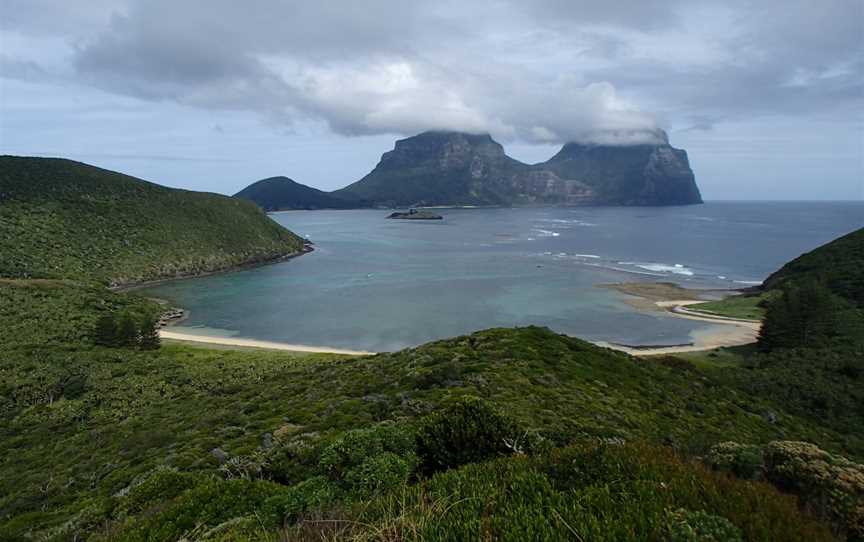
xmin=261 ymin=475 xmax=338 ymax=526
xmin=416 ymin=396 xmax=525 ymax=475
xmin=344 ymin=452 xmax=414 ymax=498
xmin=137 ymin=313 xmax=161 ymax=350
xmin=111 ymin=478 xmax=288 ymax=541
xmin=764 ymin=441 xmax=864 ymax=539
xmin=667 ymin=508 xmax=743 ymax=542
xmin=261 ymin=432 xmax=323 ymax=485
xmin=706 ymin=442 xmax=764 ymax=480
xmin=318 ymin=422 xmax=417 ymax=496
xmin=115 ymin=467 xmax=200 ymax=517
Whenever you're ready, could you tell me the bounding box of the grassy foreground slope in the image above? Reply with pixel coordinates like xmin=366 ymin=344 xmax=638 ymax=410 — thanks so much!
xmin=0 ymin=156 xmax=304 ymax=286
xmin=0 ymin=280 xmax=858 ymax=540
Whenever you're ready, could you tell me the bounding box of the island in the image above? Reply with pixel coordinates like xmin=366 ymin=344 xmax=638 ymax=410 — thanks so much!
xmin=386 ymin=208 xmax=443 ymax=220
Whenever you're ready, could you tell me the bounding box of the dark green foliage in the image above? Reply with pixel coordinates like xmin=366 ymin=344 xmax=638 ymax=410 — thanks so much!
xmin=106 ymin=478 xmax=289 ymax=542
xmin=116 ymin=467 xmax=200 ymax=517
xmin=758 ymin=280 xmax=847 ymax=350
xmin=309 ymin=442 xmax=834 ymax=541
xmin=318 ymin=423 xmax=417 ymax=496
xmin=115 ymin=311 xmax=139 ymax=347
xmin=706 ymin=442 xmax=765 ymax=480
xmin=764 ymin=227 xmax=864 ymax=307
xmin=0 ymin=156 xmax=304 ymax=286
xmin=137 ymin=313 xmax=161 ymax=350
xmin=0 ymin=279 xmax=161 ymax=348
xmin=416 ymin=396 xmax=524 ymax=474
xmin=667 ymin=509 xmax=744 ymax=542
xmin=260 ymin=475 xmax=337 ymax=526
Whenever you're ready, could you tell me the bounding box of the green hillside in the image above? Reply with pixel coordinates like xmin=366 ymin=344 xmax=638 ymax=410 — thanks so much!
xmin=0 ymin=156 xmax=305 ymax=286
xmin=763 ymin=227 xmax=864 ymax=306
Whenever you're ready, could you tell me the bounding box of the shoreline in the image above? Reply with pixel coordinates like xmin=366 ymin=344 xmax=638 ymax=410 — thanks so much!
xmin=159 ymin=329 xmax=375 ymax=356
xmin=600 ymin=283 xmax=762 ymax=355
xmin=111 ymin=243 xmax=314 ymax=293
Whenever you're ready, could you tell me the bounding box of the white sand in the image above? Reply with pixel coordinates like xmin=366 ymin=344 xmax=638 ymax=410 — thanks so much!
xmin=600 ymin=299 xmax=760 ymax=356
xmin=159 ymin=330 xmax=375 ymax=356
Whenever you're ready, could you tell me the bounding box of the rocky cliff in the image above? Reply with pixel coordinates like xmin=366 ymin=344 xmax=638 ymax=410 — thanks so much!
xmin=333 ymin=131 xmax=701 ymax=207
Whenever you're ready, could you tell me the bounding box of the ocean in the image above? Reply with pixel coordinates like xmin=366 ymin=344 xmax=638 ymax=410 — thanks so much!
xmin=142 ymin=202 xmax=864 ymax=352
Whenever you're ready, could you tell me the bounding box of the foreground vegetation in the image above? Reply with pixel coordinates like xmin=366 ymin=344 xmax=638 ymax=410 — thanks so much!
xmin=2 ymin=278 xmax=862 ymax=540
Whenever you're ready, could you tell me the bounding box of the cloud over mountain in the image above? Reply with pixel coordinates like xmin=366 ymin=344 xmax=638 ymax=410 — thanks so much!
xmin=6 ymin=0 xmax=856 ymax=146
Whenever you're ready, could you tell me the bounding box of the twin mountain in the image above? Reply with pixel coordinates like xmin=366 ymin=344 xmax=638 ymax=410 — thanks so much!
xmin=235 ymin=131 xmax=702 ymax=209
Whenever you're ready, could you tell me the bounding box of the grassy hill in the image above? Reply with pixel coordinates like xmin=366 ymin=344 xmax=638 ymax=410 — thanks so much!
xmin=763 ymin=227 xmax=864 ymax=306
xmin=0 ymin=156 xmax=305 ymax=287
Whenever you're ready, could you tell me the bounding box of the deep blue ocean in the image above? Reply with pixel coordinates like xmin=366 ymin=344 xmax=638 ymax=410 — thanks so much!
xmin=143 ymin=202 xmax=864 ymax=352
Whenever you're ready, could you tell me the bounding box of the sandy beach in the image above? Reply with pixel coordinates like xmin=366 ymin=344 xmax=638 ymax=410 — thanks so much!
xmin=159 ymin=282 xmax=760 ymax=358
xmin=600 ymin=284 xmax=761 ymax=356
xmin=159 ymin=329 xmax=375 ymax=356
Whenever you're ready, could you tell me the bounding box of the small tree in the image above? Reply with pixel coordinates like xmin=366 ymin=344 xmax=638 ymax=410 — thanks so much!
xmin=759 ymin=280 xmax=840 ymax=351
xmin=416 ymin=396 xmax=524 ymax=474
xmin=94 ymin=314 xmax=119 ymax=347
xmin=138 ymin=314 xmax=161 ymax=350
xmin=115 ymin=311 xmax=139 ymax=347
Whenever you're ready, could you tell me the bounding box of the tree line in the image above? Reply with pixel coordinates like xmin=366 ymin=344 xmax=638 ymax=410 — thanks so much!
xmin=758 ymin=279 xmax=862 ymax=351
xmin=94 ymin=310 xmax=161 ymax=349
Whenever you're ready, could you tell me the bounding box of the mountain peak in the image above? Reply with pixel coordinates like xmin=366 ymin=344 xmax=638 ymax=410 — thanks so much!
xmin=330 ymin=130 xmax=702 ymax=207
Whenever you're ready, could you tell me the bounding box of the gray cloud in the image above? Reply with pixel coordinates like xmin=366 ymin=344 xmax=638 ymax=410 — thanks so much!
xmin=1 ymin=0 xmax=861 ymax=148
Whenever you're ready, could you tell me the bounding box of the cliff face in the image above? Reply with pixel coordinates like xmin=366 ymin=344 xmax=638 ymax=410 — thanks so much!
xmin=542 ymin=140 xmax=702 ymax=205
xmin=334 ymin=131 xmax=702 ymax=207
xmin=334 ymin=132 xmax=530 ymax=207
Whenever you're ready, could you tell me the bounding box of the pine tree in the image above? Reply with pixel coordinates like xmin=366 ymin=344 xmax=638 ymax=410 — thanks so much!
xmin=94 ymin=314 xmax=119 ymax=347
xmin=759 ymin=279 xmax=840 ymax=351
xmin=138 ymin=314 xmax=161 ymax=350
xmin=115 ymin=311 xmax=139 ymax=347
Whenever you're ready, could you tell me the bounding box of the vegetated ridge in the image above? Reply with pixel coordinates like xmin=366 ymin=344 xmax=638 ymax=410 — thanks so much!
xmin=0 ymin=156 xmax=305 ymax=287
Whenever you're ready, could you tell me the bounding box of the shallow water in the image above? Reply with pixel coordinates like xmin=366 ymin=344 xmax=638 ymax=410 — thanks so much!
xmin=143 ymin=202 xmax=864 ymax=352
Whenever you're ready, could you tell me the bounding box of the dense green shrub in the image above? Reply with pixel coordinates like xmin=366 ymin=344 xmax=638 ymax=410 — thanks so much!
xmin=261 ymin=475 xmax=338 ymax=526
xmin=115 ymin=467 xmax=201 ymax=517
xmin=758 ymin=280 xmax=846 ymax=351
xmin=108 ymin=479 xmax=288 ymax=542
xmin=666 ymin=508 xmax=743 ymax=541
xmin=314 ymin=441 xmax=836 ymax=541
xmin=318 ymin=422 xmax=417 ymax=496
xmin=416 ymin=396 xmax=526 ymax=474
xmin=261 ymin=432 xmax=324 ymax=485
xmin=706 ymin=442 xmax=764 ymax=480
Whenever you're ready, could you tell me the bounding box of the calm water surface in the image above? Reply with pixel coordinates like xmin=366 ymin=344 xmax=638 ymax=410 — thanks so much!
xmin=143 ymin=202 xmax=864 ymax=352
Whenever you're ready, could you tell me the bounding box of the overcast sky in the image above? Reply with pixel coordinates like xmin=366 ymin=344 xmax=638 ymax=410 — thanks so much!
xmin=1 ymin=0 xmax=862 ymax=199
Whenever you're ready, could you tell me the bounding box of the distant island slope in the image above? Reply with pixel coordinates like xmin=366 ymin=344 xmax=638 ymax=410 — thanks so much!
xmin=0 ymin=156 xmax=306 ymax=287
